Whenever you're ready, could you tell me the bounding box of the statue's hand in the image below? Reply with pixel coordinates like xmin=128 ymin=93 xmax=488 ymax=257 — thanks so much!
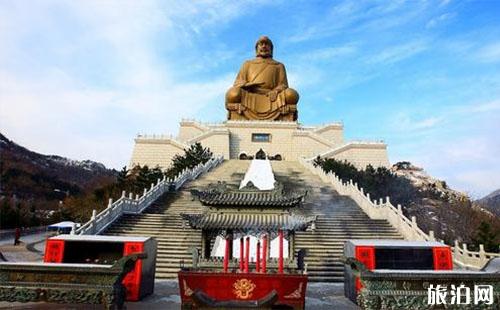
xmin=268 ymin=90 xmax=278 ymax=102
xmin=242 ymin=82 xmax=264 ymax=90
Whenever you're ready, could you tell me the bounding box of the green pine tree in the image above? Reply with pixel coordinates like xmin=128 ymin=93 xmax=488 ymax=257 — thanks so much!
xmin=474 ymin=222 xmax=498 ymax=253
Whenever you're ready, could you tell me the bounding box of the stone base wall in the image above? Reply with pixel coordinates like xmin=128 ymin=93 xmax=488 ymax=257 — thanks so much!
xmin=129 ymin=120 xmax=390 ymax=170
xmin=317 ymin=142 xmax=391 ymax=170
xmin=129 ymin=136 xmax=187 ymax=169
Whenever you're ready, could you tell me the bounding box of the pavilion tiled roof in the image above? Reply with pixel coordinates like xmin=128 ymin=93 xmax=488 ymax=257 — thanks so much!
xmin=181 ymin=213 xmax=316 ymax=232
xmin=192 ymin=181 xmax=307 ymax=208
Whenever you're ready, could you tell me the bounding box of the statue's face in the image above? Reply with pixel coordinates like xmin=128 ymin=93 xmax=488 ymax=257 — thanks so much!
xmin=256 ymin=40 xmax=272 ymax=58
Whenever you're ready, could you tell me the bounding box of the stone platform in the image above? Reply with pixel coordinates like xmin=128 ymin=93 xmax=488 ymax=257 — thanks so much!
xmin=129 ymin=120 xmax=389 ymax=170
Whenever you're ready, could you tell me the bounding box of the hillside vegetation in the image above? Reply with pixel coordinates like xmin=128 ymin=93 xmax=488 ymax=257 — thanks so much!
xmin=0 ymin=133 xmax=116 ymax=228
xmin=314 ymin=157 xmax=499 ymax=252
xmin=0 ymin=132 xmax=212 ymax=229
xmin=62 ymin=143 xmax=213 ymax=222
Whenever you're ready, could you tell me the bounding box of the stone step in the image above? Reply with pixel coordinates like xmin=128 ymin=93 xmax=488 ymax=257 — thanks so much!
xmin=295 ymin=235 xmax=400 ymax=241
xmin=105 ymin=228 xmax=201 ymax=234
xmin=302 ymin=228 xmax=398 ymax=232
xmin=306 ymin=266 xmax=344 ymax=272
xmin=294 ymin=247 xmax=345 ymax=252
xmin=308 ymin=276 xmax=344 ymax=283
xmin=313 ymin=219 xmax=396 ymax=223
xmin=306 ymin=271 xmax=344 ymax=277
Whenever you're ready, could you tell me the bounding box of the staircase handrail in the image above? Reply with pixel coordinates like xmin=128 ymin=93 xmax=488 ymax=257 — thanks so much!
xmin=298 ymin=157 xmax=498 ymax=270
xmin=75 ymin=155 xmax=224 ymax=235
xmin=451 ymin=240 xmax=500 ymax=270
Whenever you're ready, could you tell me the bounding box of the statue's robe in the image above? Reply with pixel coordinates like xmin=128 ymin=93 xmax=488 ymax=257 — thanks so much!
xmin=234 ymin=58 xmax=289 ymax=120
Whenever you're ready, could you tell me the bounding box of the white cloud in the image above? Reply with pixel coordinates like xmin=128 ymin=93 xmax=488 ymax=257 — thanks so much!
xmin=390 ymin=113 xmax=443 ymax=132
xmin=458 ymin=100 xmax=500 ymax=113
xmin=366 ymin=40 xmax=428 ymax=65
xmin=390 ymin=104 xmax=500 ymax=198
xmin=296 ymin=45 xmax=357 ymax=62
xmin=0 ymin=1 xmax=259 ymax=169
xmin=476 ymin=42 xmax=500 ymax=63
xmin=426 ymin=12 xmax=456 ymax=29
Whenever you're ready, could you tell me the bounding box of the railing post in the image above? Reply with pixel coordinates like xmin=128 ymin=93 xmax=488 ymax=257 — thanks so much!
xmin=108 ymin=198 xmax=113 ymax=207
xmin=479 ymin=244 xmax=486 ymax=264
xmin=129 ymin=192 xmax=133 ymax=199
xmin=454 ymin=240 xmax=460 ymax=257
xmin=143 ymin=188 xmax=147 ymax=196
xmin=91 ymin=209 xmax=97 ymax=220
xmin=135 ymin=194 xmax=140 ymax=200
xmin=429 ymin=230 xmax=435 ymax=241
xmin=121 ymin=190 xmax=126 ymax=198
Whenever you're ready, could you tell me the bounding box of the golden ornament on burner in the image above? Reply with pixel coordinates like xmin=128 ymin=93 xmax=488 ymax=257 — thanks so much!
xmin=233 ymin=278 xmax=257 ymax=299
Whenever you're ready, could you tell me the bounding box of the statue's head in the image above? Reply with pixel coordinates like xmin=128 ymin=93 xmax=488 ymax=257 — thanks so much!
xmin=255 ymin=36 xmax=273 ymax=58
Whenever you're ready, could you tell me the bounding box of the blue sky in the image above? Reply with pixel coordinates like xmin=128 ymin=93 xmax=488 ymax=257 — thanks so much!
xmin=1 ymin=0 xmax=499 ymax=198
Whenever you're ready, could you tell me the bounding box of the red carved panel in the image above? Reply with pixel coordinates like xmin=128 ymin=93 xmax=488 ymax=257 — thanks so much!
xmin=355 ymin=246 xmax=375 ymax=292
xmin=433 ymin=246 xmax=452 ymax=270
xmin=43 ymin=239 xmax=65 ymax=263
xmin=122 ymin=242 xmax=144 ymax=301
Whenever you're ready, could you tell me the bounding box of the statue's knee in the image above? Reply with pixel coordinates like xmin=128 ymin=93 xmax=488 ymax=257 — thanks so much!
xmin=284 ymin=88 xmax=299 ymax=105
xmin=226 ymin=87 xmax=241 ymax=103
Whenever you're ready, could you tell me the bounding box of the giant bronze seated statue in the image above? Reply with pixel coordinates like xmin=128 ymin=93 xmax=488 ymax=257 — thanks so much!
xmin=225 ymin=36 xmax=299 ymax=122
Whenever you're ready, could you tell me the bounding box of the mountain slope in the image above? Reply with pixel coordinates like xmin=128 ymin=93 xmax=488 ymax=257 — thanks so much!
xmin=0 ymin=132 xmax=116 ymax=201
xmin=477 ymin=189 xmax=500 ymax=217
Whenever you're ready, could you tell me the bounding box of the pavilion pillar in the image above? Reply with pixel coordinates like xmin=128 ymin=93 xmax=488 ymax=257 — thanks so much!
xmin=262 ymin=234 xmax=268 ymax=273
xmin=223 ymin=232 xmax=231 ymax=272
xmin=239 ymin=237 xmax=244 ymax=271
xmin=245 ymin=236 xmax=250 ymax=273
xmin=278 ymin=230 xmax=284 ymax=274
xmin=256 ymin=240 xmax=261 ymax=273
xmin=289 ymin=231 xmax=295 ymax=259
xmin=201 ymin=231 xmax=208 ymax=259
xmin=228 ymin=230 xmax=233 ymax=259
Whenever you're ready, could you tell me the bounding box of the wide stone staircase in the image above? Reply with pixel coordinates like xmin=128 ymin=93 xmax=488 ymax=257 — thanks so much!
xmin=271 ymin=161 xmax=402 ymax=282
xmin=104 ymin=160 xmax=402 ymax=282
xmin=103 ymin=160 xmax=249 ymax=278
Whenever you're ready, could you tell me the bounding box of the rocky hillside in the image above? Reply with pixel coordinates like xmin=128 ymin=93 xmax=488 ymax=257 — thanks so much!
xmin=0 ymin=132 xmax=116 ymax=204
xmin=391 ymin=161 xmax=499 ymax=247
xmin=477 ymin=189 xmax=500 ymax=217
xmin=391 ymin=161 xmax=468 ymax=203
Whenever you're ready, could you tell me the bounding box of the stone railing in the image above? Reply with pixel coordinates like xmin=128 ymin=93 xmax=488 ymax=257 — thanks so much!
xmin=193 ymin=257 xmax=299 ymax=271
xmin=136 ymin=133 xmax=176 ymax=140
xmin=452 ymin=240 xmax=500 ymax=270
xmin=75 ymin=156 xmax=224 ymax=235
xmin=298 ymin=158 xmax=498 ymax=270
